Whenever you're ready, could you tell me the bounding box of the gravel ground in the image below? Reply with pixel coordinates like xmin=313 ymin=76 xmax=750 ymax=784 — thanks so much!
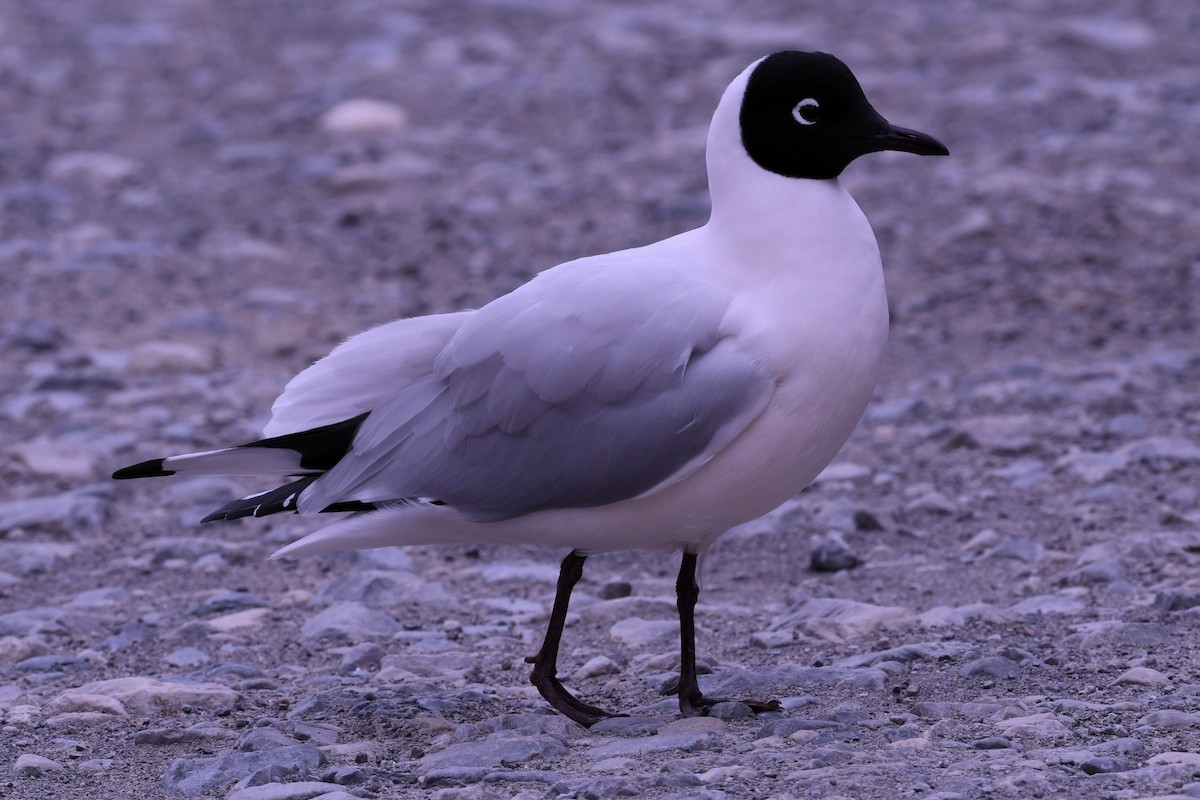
xmin=2 ymin=1 xmax=1199 ymax=798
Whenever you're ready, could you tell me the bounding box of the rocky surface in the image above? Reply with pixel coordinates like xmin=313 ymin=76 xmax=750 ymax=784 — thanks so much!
xmin=1 ymin=1 xmax=1198 ymax=798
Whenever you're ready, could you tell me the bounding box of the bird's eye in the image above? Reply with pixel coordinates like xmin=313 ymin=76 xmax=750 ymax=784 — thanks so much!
xmin=791 ymin=98 xmax=821 ymax=125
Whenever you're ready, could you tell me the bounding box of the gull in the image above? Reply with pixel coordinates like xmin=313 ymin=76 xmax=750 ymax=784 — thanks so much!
xmin=114 ymin=51 xmax=947 ymax=726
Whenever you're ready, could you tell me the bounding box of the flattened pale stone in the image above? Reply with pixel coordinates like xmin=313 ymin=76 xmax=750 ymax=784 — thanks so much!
xmin=320 ymin=741 xmax=381 ymax=760
xmin=773 ymin=598 xmax=916 ymax=642
xmin=61 ymin=676 xmax=238 ymax=716
xmin=1147 ymin=752 xmax=1200 ymax=766
xmin=45 ymin=711 xmax=123 ymax=727
xmin=659 ymin=716 xmax=727 ymax=734
xmin=225 ymin=780 xmax=345 ymax=800
xmin=609 ymin=617 xmax=679 ymax=648
xmin=47 ymin=151 xmax=138 ymax=183
xmin=573 ymin=655 xmax=620 ymax=679
xmin=1113 ymin=666 xmax=1169 ymax=688
xmin=994 ymin=713 xmax=1072 ymax=739
xmin=43 ymin=691 xmax=127 ymax=718
xmin=0 ymin=636 xmax=50 ymax=664
xmin=321 ymin=99 xmax=408 ymax=134
xmin=7 ymin=704 xmax=39 ymax=724
xmin=14 ymin=753 xmax=64 ymax=774
xmin=207 ymin=607 xmax=270 ymax=632
xmin=130 ymin=341 xmax=218 ymax=373
xmin=889 ymin=736 xmax=933 ymax=750
xmin=814 ymin=461 xmax=872 ymax=482
xmin=1138 ymin=710 xmax=1200 ymax=729
xmin=301 ymin=602 xmax=397 ymax=642
xmin=1006 ymin=594 xmax=1086 ymax=616
xmin=10 ymin=438 xmax=97 ymax=480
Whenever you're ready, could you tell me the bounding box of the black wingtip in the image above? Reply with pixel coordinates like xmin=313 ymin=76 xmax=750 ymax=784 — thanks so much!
xmin=112 ymin=459 xmax=176 ymax=480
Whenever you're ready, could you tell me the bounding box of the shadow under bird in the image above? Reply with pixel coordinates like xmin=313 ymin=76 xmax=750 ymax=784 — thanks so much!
xmin=114 ymin=51 xmax=947 ymax=727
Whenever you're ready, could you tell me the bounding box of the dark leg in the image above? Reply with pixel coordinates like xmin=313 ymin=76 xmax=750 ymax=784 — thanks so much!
xmin=676 ymin=551 xmax=781 ymax=717
xmin=525 ymin=551 xmax=621 ymax=727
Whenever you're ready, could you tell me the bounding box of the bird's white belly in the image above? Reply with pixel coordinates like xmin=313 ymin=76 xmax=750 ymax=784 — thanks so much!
xmin=484 ymin=266 xmax=891 ymax=553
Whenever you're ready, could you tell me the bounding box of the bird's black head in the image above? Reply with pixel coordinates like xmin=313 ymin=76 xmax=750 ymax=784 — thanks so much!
xmin=739 ymin=51 xmax=948 ymax=180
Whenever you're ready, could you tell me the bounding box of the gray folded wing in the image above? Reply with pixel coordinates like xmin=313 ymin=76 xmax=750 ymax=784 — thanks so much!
xmin=298 ymin=260 xmax=775 ymax=520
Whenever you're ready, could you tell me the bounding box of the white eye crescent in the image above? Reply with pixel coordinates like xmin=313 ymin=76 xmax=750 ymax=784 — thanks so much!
xmin=792 ymin=98 xmax=821 ymax=125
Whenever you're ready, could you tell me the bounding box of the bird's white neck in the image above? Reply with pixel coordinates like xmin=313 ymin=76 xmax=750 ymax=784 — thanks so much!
xmin=700 ymin=61 xmax=881 ymax=288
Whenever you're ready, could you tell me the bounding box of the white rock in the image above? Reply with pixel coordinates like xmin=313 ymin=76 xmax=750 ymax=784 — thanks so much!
xmin=771 ymin=598 xmax=916 ymax=642
xmin=129 ymin=341 xmax=218 ymax=373
xmin=1112 ymin=666 xmax=1169 ymax=688
xmin=814 ymin=461 xmax=872 ymax=482
xmin=226 ymin=781 xmax=352 ymax=800
xmin=207 ymin=607 xmax=270 ymax=633
xmin=994 ymin=712 xmax=1073 ymax=739
xmin=163 ymin=647 xmax=211 ymax=668
xmin=1147 ymin=752 xmax=1200 ymax=766
xmin=14 ymin=753 xmax=64 ymax=774
xmin=700 ymin=765 xmax=759 ymax=783
xmin=10 ymin=437 xmax=98 ymax=480
xmin=474 ymin=561 xmax=563 ymax=584
xmin=45 ymin=712 xmax=125 ymax=727
xmin=609 ymin=617 xmax=679 ymax=648
xmin=1006 ymin=594 xmax=1086 ymax=616
xmin=43 ymin=692 xmax=127 ymax=718
xmin=659 ymin=716 xmax=726 ymax=734
xmin=1056 ymin=448 xmax=1129 ymax=484
xmin=6 ymin=704 xmax=39 ymax=724
xmin=0 ymin=635 xmax=50 ymax=664
xmin=47 ymin=151 xmax=138 ymax=183
xmin=320 ymin=99 xmax=408 ymax=134
xmin=1059 ymin=18 xmax=1155 ymax=51
xmin=1122 ymin=436 xmax=1200 ymax=464
xmin=57 ymin=677 xmax=238 ymax=716
xmin=918 ymin=602 xmax=1005 ymax=628
xmin=750 ymin=630 xmax=795 ymax=648
xmin=573 ymin=655 xmax=620 ymax=679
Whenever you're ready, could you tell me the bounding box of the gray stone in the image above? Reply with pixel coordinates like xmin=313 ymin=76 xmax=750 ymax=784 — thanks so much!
xmin=1079 ymin=756 xmax=1131 ymax=774
xmin=771 ymin=598 xmax=916 ymax=642
xmin=0 ymin=488 xmax=110 ymax=536
xmin=609 ymin=616 xmax=679 ymax=647
xmin=163 ymin=745 xmax=325 ymax=797
xmin=809 ymin=530 xmax=862 ymax=572
xmin=707 ymin=701 xmax=754 ymax=720
xmin=163 ymin=647 xmax=211 ymax=668
xmin=237 ymin=727 xmax=298 ymax=752
xmin=419 ymin=735 xmax=567 ymax=772
xmin=704 ymin=665 xmax=887 ymax=696
xmin=960 ymin=656 xmax=1020 ymax=679
xmin=56 ymin=676 xmax=238 ymax=716
xmin=15 ymin=653 xmax=85 ymax=672
xmin=104 ymin=620 xmax=157 ymax=651
xmin=586 ymin=731 xmax=722 ymax=759
xmin=836 ymin=641 xmax=971 ymax=668
xmin=1137 ymin=710 xmax=1200 ymax=729
xmin=226 ymin=782 xmax=351 ymax=800
xmin=974 ymin=736 xmax=1015 ymax=749
xmin=0 ymin=606 xmax=104 ymax=637
xmin=200 ymin=590 xmax=268 ymax=613
xmin=599 ymin=581 xmax=633 ymax=600
xmin=314 ymin=570 xmax=445 ymax=608
xmin=300 ymin=602 xmax=398 ymax=643
xmin=338 ymin=642 xmax=385 ymax=673
xmin=14 ymin=753 xmax=65 ymax=774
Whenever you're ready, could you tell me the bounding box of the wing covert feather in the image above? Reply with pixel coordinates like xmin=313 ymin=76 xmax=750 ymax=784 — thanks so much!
xmin=298 ymin=262 xmax=775 ymax=518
